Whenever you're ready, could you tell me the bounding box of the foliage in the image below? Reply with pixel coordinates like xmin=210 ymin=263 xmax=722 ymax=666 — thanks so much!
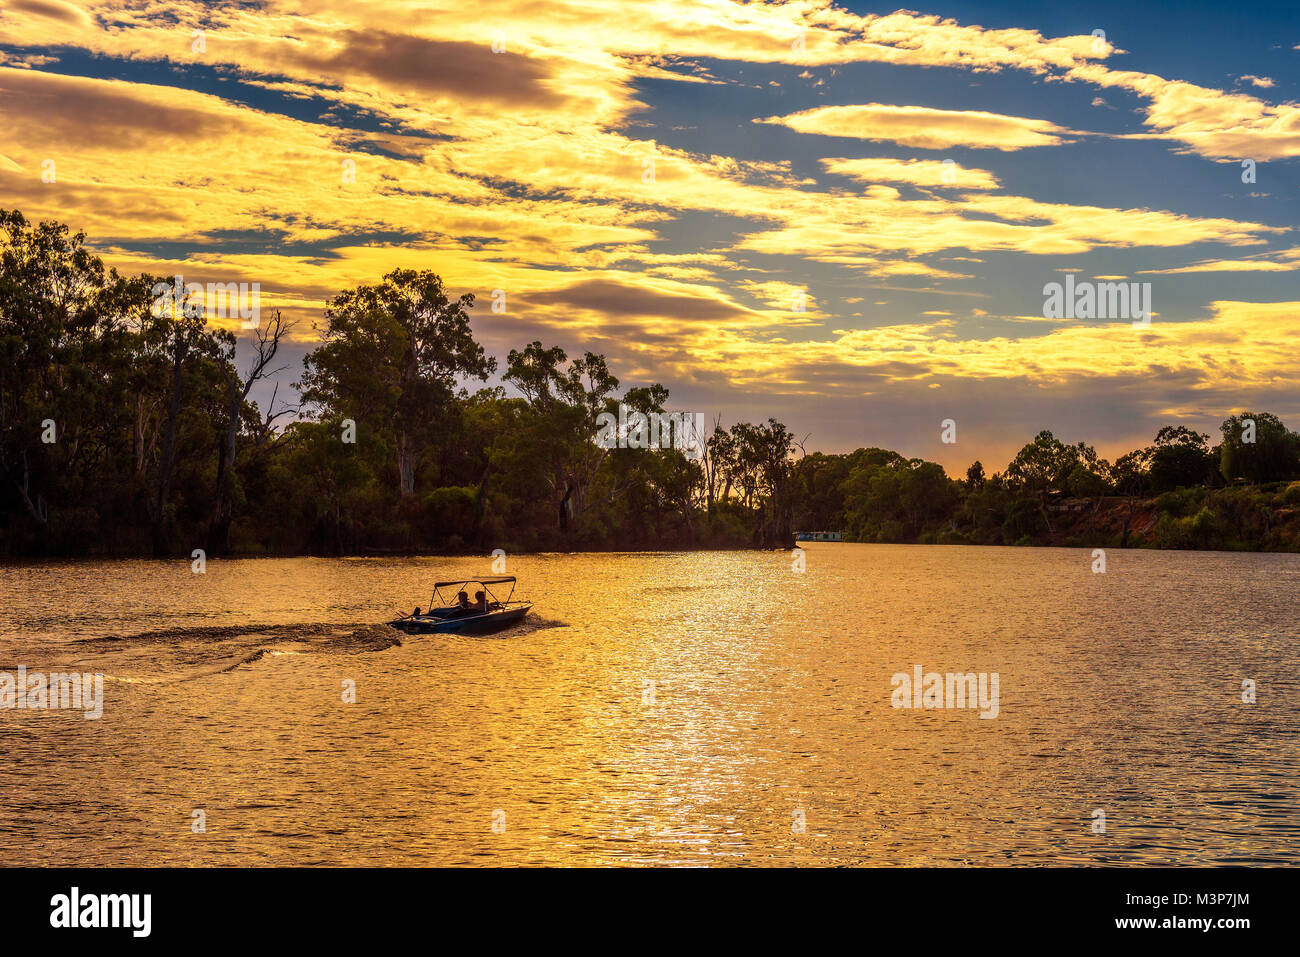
xmin=5 ymin=211 xmax=1300 ymax=557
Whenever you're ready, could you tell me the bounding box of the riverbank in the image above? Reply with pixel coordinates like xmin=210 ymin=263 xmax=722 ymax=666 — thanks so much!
xmin=920 ymin=485 xmax=1300 ymax=552
xmin=8 ymin=485 xmax=1300 ymax=558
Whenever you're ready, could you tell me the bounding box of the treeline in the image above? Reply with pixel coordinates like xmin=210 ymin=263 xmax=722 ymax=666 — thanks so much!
xmin=3 ymin=209 xmax=1300 ymax=558
xmin=0 ymin=210 xmax=791 ymax=556
xmin=793 ymin=420 xmax=1300 ymax=551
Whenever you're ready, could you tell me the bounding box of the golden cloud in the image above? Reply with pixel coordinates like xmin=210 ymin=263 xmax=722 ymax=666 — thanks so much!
xmin=756 ymin=103 xmax=1073 ymax=150
xmin=821 ymin=156 xmax=1001 ymax=189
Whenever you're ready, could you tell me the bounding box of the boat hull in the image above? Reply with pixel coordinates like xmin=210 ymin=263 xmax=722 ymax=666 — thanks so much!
xmin=389 ymin=605 xmax=530 ymax=636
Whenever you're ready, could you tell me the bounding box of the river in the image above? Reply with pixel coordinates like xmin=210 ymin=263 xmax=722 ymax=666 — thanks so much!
xmin=0 ymin=545 xmax=1295 ymax=865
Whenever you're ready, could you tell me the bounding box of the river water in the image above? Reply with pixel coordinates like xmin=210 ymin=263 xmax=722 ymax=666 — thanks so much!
xmin=0 ymin=545 xmax=1295 ymax=865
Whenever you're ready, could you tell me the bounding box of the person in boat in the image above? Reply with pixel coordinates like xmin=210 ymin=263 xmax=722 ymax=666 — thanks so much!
xmin=473 ymin=590 xmax=489 ymax=613
xmin=456 ymin=590 xmax=471 ymax=612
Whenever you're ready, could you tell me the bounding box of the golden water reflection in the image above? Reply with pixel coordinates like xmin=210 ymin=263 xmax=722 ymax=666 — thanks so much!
xmin=0 ymin=545 xmax=1296 ymax=865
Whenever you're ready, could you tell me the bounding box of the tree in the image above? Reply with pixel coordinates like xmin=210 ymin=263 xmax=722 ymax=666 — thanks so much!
xmin=0 ymin=209 xmax=111 ymax=542
xmin=791 ymin=451 xmax=854 ymax=532
xmin=1005 ymin=431 xmax=1103 ymax=534
xmin=503 ymin=341 xmax=621 ymax=534
xmin=707 ymin=424 xmax=738 ymax=505
xmin=1006 ymin=431 xmax=1071 ymax=496
xmin=209 ymin=310 xmax=294 ymax=553
xmin=1108 ymin=448 xmax=1151 ymax=547
xmin=718 ymin=419 xmax=796 ymax=544
xmin=1148 ymin=425 xmax=1213 ymax=491
xmin=301 ymin=269 xmax=495 ymax=498
xmin=843 ymin=457 xmax=956 ymax=541
xmin=1219 ymin=412 xmax=1300 ymax=484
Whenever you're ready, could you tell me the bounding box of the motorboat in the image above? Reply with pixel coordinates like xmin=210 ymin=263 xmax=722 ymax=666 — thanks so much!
xmin=389 ymin=576 xmax=531 ymax=635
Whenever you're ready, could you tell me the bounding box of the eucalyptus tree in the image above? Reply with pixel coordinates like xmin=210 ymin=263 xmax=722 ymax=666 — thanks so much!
xmin=503 ymin=341 xmax=621 ymax=534
xmin=1219 ymin=412 xmax=1300 ymax=484
xmin=0 ymin=211 xmax=173 ymax=549
xmin=301 ymin=269 xmax=495 ymax=499
xmin=209 ymin=309 xmax=294 ymax=553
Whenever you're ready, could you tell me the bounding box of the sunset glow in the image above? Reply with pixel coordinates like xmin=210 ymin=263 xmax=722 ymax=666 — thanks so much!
xmin=1 ymin=0 xmax=1296 ymax=470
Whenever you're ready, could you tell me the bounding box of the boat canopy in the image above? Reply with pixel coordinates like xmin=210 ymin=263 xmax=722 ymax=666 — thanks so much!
xmin=429 ymin=576 xmax=518 ymax=608
xmin=432 ymin=576 xmax=515 ymax=587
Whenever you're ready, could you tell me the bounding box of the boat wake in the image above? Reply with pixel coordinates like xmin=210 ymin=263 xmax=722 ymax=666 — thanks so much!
xmin=1 ymin=622 xmax=403 ymax=684
xmin=516 ymin=614 xmax=568 ymax=633
xmin=430 ymin=614 xmax=569 ymax=640
xmin=2 ymin=615 xmax=566 ymax=683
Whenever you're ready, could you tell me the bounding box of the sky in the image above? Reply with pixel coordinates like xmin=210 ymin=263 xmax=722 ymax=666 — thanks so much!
xmin=1 ymin=0 xmax=1297 ymax=473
